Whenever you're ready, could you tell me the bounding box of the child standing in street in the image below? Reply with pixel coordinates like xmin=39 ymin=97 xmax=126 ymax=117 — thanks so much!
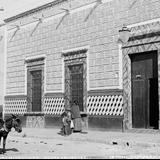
xmin=61 ymin=111 xmax=71 ymax=136
xmin=66 ymin=109 xmax=74 ymax=134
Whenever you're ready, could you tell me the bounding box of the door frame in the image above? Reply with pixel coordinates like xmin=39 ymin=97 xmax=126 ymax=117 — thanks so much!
xmin=26 ymin=58 xmax=45 ymax=113
xmin=130 ymin=52 xmax=158 ymax=129
xmin=63 ymin=49 xmax=88 ymax=112
xmin=121 ymin=21 xmax=160 ymax=130
xmin=122 ymin=48 xmax=160 ymax=130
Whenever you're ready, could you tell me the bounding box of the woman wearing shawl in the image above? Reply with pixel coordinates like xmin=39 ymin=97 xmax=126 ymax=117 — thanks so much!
xmin=71 ymin=100 xmax=82 ymax=132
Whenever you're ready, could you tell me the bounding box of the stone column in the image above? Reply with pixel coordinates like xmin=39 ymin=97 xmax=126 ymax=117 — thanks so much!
xmin=122 ymin=48 xmax=132 ymax=130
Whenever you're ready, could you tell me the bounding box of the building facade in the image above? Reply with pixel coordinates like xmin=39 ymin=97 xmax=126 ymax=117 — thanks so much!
xmin=3 ymin=0 xmax=160 ymax=130
xmin=0 ymin=24 xmax=5 ymax=113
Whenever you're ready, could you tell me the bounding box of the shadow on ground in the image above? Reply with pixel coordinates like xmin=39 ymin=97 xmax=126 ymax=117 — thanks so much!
xmin=0 ymin=148 xmax=19 ymax=154
xmin=57 ymin=130 xmax=88 ymax=136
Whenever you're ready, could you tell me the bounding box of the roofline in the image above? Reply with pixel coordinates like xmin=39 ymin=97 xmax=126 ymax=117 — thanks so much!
xmin=4 ymin=0 xmax=67 ymax=23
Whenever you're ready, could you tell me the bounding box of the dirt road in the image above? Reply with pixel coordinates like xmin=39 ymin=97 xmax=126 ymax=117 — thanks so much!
xmin=0 ymin=136 xmax=160 ymax=159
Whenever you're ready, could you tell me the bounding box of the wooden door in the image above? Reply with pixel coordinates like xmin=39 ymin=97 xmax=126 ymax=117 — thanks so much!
xmin=31 ymin=70 xmax=42 ymax=112
xmin=131 ymin=52 xmax=158 ymax=129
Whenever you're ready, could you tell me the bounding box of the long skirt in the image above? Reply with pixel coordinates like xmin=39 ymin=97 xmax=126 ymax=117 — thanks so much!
xmin=64 ymin=124 xmax=71 ymax=135
xmin=73 ymin=118 xmax=82 ymax=132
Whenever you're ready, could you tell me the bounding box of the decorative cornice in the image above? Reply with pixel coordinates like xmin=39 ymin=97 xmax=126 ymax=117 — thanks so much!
xmin=129 ymin=31 xmax=160 ymax=41
xmin=123 ymin=22 xmax=160 ymax=49
xmin=122 ymin=20 xmax=160 ymax=49
xmin=4 ymin=0 xmax=67 ymax=23
xmin=25 ymin=57 xmax=45 ymax=64
xmin=123 ymin=33 xmax=160 ymax=49
xmin=62 ymin=48 xmax=88 ymax=57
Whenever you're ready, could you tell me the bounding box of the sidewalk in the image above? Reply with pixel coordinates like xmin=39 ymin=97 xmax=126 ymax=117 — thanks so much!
xmin=9 ymin=127 xmax=160 ymax=148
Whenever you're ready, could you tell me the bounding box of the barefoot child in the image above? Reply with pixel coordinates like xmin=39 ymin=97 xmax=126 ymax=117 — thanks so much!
xmin=61 ymin=111 xmax=71 ymax=136
xmin=66 ymin=109 xmax=74 ymax=134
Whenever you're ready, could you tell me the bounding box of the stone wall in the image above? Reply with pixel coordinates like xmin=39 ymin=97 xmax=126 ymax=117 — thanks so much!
xmin=4 ymin=0 xmax=160 ymax=128
xmin=6 ymin=0 xmax=160 ymax=95
xmin=0 ymin=26 xmax=5 ymax=106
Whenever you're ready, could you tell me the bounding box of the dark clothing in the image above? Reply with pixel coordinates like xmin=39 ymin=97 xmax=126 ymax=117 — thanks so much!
xmin=0 ymin=112 xmax=4 ymax=129
xmin=73 ymin=118 xmax=82 ymax=132
xmin=63 ymin=116 xmax=70 ymax=126
xmin=71 ymin=104 xmax=81 ymax=119
xmin=63 ymin=121 xmax=71 ymax=136
xmin=61 ymin=112 xmax=72 ymax=136
xmin=0 ymin=119 xmax=4 ymax=130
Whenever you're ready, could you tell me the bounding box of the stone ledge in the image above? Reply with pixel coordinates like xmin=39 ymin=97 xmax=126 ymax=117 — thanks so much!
xmin=24 ymin=113 xmax=45 ymax=116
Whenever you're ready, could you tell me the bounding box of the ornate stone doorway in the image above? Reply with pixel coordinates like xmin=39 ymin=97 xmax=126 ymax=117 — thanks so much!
xmin=131 ymin=51 xmax=158 ymax=129
xmin=122 ymin=21 xmax=160 ymax=130
xmin=26 ymin=57 xmax=45 ymax=113
xmin=63 ymin=49 xmax=87 ymax=112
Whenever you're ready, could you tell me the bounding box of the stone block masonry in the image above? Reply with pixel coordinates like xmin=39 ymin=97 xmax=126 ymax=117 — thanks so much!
xmin=4 ymin=0 xmax=160 ymax=129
